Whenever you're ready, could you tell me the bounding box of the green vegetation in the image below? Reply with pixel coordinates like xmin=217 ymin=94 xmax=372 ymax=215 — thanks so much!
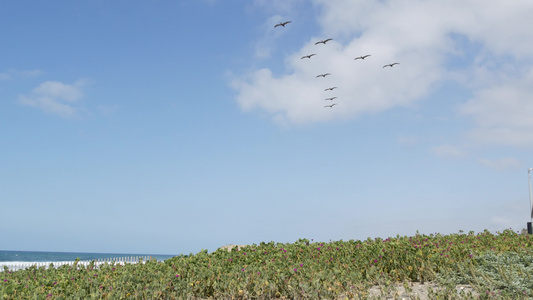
xmin=2 ymin=229 xmax=533 ymax=299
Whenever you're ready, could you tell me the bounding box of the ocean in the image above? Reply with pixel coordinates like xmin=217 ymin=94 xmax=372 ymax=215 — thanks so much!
xmin=0 ymin=250 xmax=176 ymax=271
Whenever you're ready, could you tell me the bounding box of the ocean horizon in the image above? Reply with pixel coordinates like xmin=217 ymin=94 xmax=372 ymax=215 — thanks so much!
xmin=0 ymin=249 xmax=176 ymax=269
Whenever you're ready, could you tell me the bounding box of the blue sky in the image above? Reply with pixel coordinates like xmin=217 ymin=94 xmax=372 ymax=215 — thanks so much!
xmin=2 ymin=0 xmax=533 ymax=255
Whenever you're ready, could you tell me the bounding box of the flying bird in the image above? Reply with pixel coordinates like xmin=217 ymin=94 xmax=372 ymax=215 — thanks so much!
xmin=301 ymin=54 xmax=316 ymax=59
xmin=325 ymin=97 xmax=337 ymax=101
xmin=315 ymin=38 xmax=333 ymax=45
xmin=354 ymin=55 xmax=371 ymax=60
xmin=324 ymin=87 xmax=337 ymax=91
xmin=316 ymin=73 xmax=331 ymax=78
xmin=383 ymin=63 xmax=400 ymax=68
xmin=324 ymin=103 xmax=337 ymax=108
xmin=274 ymin=21 xmax=292 ymax=28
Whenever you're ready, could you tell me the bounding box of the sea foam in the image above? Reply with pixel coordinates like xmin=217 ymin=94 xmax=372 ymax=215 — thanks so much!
xmin=0 ymin=256 xmax=149 ymax=272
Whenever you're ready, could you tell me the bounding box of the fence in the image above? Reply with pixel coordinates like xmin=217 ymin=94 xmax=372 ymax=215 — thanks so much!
xmin=1 ymin=256 xmax=154 ymax=272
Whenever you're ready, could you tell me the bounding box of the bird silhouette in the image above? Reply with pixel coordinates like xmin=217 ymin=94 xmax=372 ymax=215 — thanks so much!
xmin=383 ymin=63 xmax=399 ymax=68
xmin=301 ymin=54 xmax=316 ymax=59
xmin=316 ymin=73 xmax=331 ymax=78
xmin=325 ymin=97 xmax=337 ymax=101
xmin=324 ymin=103 xmax=337 ymax=108
xmin=354 ymin=55 xmax=371 ymax=60
xmin=315 ymin=38 xmax=333 ymax=45
xmin=324 ymin=87 xmax=337 ymax=91
xmin=274 ymin=21 xmax=292 ymax=28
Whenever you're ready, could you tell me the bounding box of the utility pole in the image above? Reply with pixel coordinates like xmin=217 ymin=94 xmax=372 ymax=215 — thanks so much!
xmin=527 ymin=168 xmax=533 ymax=234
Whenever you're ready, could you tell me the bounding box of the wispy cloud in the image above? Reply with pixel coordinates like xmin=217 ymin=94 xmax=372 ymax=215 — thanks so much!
xmin=430 ymin=144 xmax=467 ymax=159
xmin=489 ymin=200 xmax=527 ymax=231
xmin=0 ymin=69 xmax=42 ymax=80
xmin=97 ymin=104 xmax=120 ymax=115
xmin=18 ymin=80 xmax=87 ymax=118
xmin=478 ymin=157 xmax=521 ymax=171
xmin=397 ymin=135 xmax=420 ymax=146
xmin=253 ymin=15 xmax=292 ymax=60
xmin=251 ymin=0 xmax=306 ymax=14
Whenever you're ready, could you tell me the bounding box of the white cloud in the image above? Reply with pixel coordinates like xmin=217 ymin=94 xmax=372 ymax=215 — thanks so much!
xmin=232 ymin=33 xmax=439 ymax=124
xmin=18 ymin=80 xmax=86 ymax=118
xmin=459 ymin=69 xmax=533 ymax=147
xmin=232 ymin=0 xmax=533 ymax=141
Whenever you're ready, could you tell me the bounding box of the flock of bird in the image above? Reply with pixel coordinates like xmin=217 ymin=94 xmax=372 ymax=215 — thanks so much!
xmin=274 ymin=20 xmax=399 ymax=109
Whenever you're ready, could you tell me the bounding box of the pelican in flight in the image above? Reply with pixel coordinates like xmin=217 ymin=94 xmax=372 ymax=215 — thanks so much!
xmin=354 ymin=54 xmax=371 ymax=60
xmin=324 ymin=87 xmax=337 ymax=91
xmin=316 ymin=73 xmax=331 ymax=78
xmin=383 ymin=63 xmax=399 ymax=68
xmin=274 ymin=21 xmax=292 ymax=28
xmin=324 ymin=103 xmax=337 ymax=108
xmin=315 ymin=38 xmax=333 ymax=45
xmin=325 ymin=97 xmax=337 ymax=101
xmin=301 ymin=54 xmax=316 ymax=59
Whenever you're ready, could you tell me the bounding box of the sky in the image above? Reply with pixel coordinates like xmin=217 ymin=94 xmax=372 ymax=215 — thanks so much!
xmin=1 ymin=0 xmax=533 ymax=256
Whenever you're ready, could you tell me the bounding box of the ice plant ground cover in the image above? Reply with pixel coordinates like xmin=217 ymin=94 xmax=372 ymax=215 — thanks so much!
xmin=1 ymin=229 xmax=533 ymax=299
